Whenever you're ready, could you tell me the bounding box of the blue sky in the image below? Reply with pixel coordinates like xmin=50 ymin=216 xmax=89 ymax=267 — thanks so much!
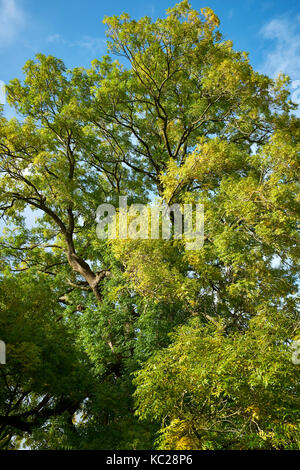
xmin=0 ymin=0 xmax=300 ymax=89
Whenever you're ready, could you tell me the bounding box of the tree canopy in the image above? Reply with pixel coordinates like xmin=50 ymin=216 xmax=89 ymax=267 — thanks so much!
xmin=0 ymin=1 xmax=299 ymax=450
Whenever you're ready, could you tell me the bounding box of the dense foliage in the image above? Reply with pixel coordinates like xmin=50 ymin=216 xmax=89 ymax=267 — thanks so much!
xmin=0 ymin=2 xmax=299 ymax=450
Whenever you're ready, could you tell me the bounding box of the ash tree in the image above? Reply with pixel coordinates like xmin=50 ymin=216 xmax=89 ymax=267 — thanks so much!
xmin=0 ymin=1 xmax=299 ymax=450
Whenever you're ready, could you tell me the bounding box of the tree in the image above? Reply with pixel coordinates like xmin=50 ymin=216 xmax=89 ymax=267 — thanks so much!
xmin=0 ymin=1 xmax=299 ymax=449
xmin=134 ymin=314 xmax=300 ymax=449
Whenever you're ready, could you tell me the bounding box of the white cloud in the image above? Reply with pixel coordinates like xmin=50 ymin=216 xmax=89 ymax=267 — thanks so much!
xmin=46 ymin=33 xmax=105 ymax=54
xmin=260 ymin=15 xmax=300 ymax=79
xmin=76 ymin=36 xmax=106 ymax=53
xmin=261 ymin=15 xmax=300 ymax=114
xmin=0 ymin=0 xmax=24 ymax=46
xmin=46 ymin=33 xmax=62 ymax=44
